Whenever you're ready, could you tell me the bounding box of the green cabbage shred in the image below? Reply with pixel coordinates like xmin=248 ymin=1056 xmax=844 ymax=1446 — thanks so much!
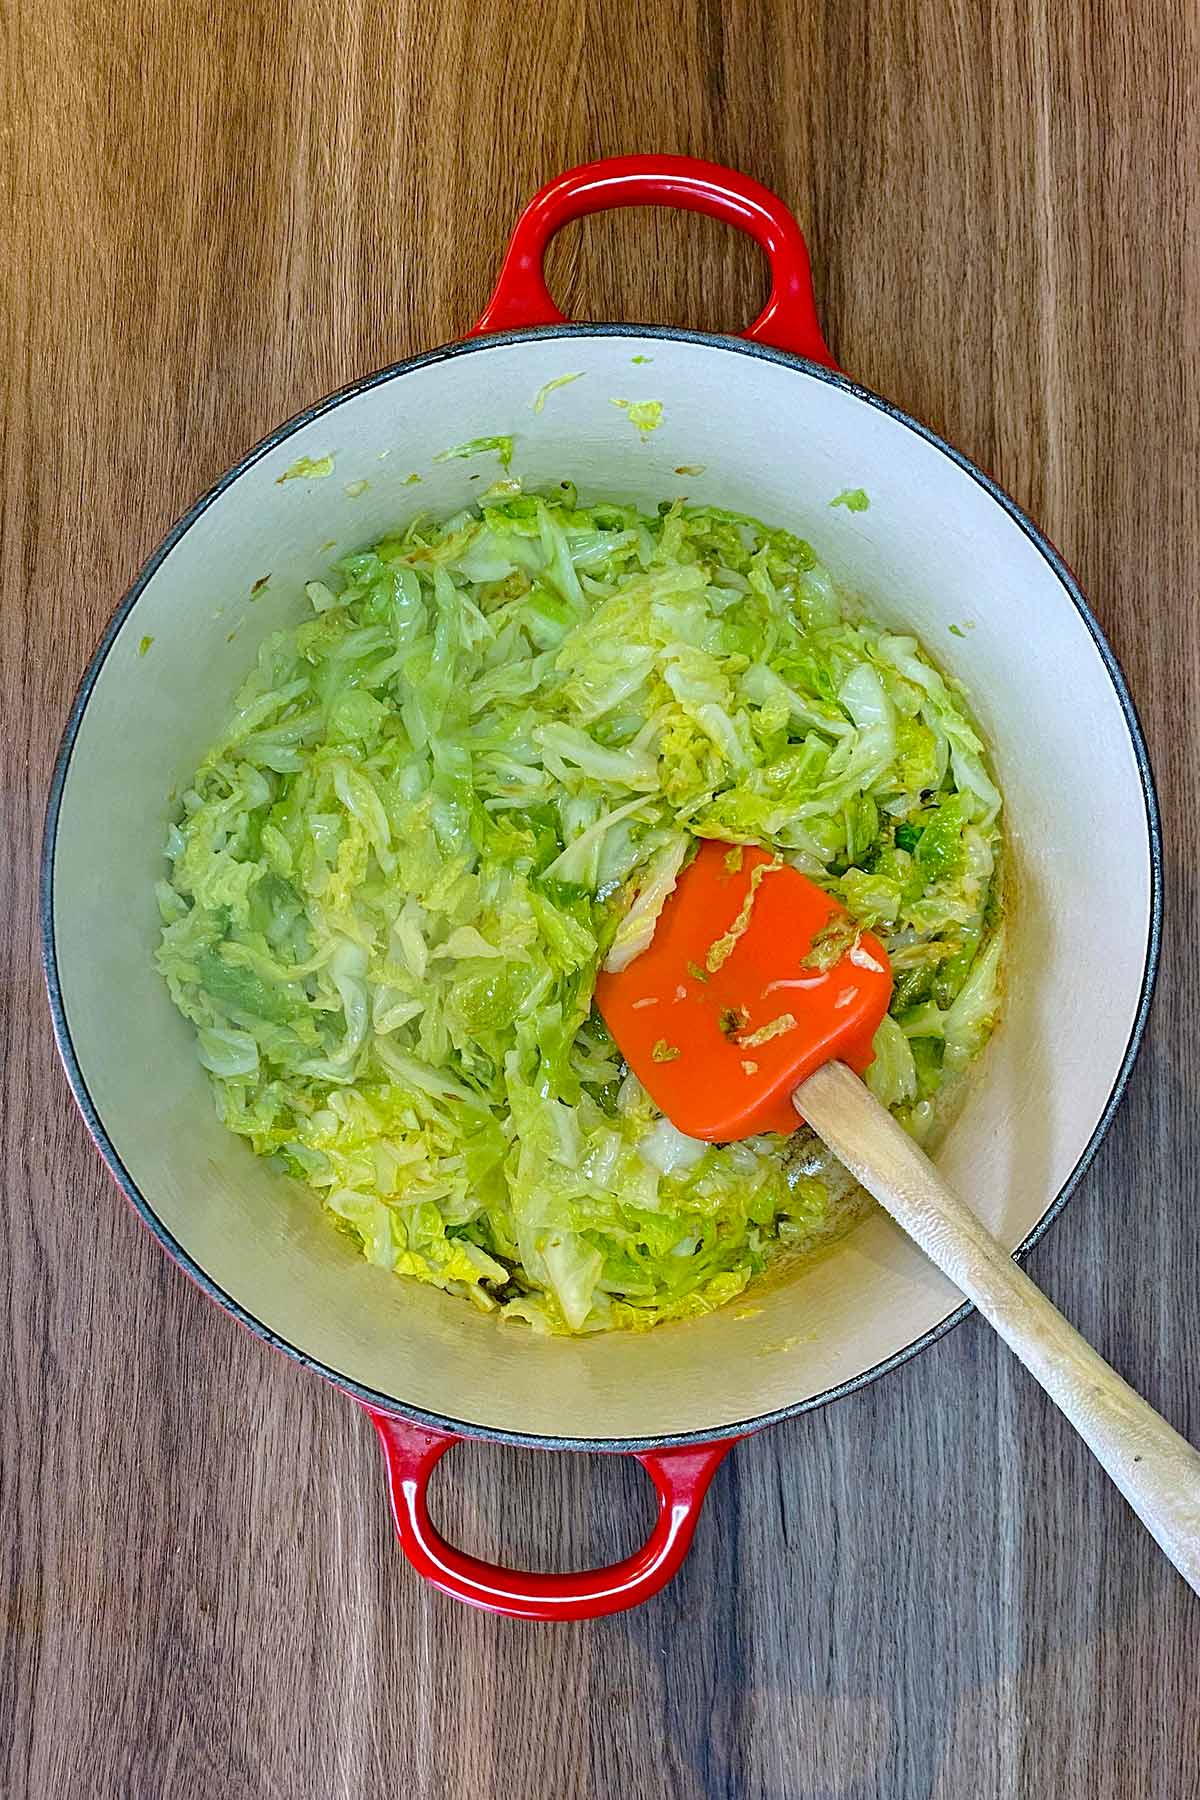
xmin=432 ymin=436 xmax=514 ymax=470
xmin=277 ymin=454 xmax=335 ymax=483
xmin=611 ymin=399 xmax=664 ymax=436
xmin=532 ymin=374 xmax=584 ymax=414
xmin=157 ymin=484 xmax=1004 ymax=1335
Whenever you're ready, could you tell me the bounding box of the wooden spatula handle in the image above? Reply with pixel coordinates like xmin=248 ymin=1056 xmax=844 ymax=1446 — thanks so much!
xmin=794 ymin=1059 xmax=1200 ymax=1595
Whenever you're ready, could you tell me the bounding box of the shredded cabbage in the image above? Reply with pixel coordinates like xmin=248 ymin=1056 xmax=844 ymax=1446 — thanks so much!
xmin=156 ymin=485 xmax=1005 ymax=1334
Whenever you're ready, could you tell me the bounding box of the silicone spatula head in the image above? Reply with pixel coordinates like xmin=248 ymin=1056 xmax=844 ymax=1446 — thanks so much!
xmin=595 ymin=841 xmax=893 ymax=1142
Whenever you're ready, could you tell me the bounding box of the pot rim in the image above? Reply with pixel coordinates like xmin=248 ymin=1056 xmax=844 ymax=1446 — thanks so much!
xmin=41 ymin=322 xmax=1163 ymax=1452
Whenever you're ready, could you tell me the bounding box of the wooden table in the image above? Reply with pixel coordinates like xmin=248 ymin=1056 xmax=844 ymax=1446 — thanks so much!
xmin=4 ymin=2 xmax=1199 ymax=1794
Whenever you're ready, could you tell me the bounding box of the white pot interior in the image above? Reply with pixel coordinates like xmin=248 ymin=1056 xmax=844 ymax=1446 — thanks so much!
xmin=48 ymin=331 xmax=1155 ymax=1443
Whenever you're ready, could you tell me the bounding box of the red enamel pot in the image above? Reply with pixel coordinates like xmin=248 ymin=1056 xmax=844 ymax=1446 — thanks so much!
xmin=43 ymin=157 xmax=1160 ymax=1619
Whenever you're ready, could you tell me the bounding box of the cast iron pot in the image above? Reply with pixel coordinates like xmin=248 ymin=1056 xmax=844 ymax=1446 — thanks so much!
xmin=43 ymin=156 xmax=1161 ymax=1620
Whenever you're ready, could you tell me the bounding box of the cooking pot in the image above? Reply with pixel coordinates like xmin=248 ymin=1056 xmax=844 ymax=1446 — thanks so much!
xmin=43 ymin=156 xmax=1161 ymax=1620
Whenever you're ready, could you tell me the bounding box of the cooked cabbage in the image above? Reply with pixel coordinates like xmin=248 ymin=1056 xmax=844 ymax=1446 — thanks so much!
xmin=156 ymin=486 xmax=1004 ymax=1334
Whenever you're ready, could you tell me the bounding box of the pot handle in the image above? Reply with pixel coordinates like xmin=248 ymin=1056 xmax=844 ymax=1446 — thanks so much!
xmin=474 ymin=154 xmax=835 ymax=366
xmin=362 ymin=1406 xmax=739 ymax=1620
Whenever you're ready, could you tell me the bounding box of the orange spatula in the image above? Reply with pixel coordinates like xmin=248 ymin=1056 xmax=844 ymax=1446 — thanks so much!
xmin=595 ymin=839 xmax=892 ymax=1141
xmin=596 ymin=839 xmax=1200 ymax=1595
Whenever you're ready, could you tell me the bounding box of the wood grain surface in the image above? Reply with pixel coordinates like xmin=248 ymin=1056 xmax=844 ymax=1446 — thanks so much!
xmin=3 ymin=0 xmax=1199 ymax=1795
